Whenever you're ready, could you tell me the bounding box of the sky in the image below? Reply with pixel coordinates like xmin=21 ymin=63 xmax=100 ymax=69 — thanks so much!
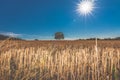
xmin=0 ymin=0 xmax=120 ymax=40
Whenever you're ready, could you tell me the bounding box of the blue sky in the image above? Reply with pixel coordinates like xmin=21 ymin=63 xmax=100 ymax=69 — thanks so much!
xmin=0 ymin=0 xmax=120 ymax=39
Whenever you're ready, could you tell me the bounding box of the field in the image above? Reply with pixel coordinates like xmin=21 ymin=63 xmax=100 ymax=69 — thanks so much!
xmin=0 ymin=39 xmax=120 ymax=80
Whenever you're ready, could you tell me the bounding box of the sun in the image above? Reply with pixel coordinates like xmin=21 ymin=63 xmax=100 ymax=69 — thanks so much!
xmin=76 ymin=0 xmax=95 ymax=16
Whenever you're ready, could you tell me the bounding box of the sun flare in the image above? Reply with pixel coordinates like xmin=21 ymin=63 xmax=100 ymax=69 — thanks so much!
xmin=76 ymin=0 xmax=95 ymax=16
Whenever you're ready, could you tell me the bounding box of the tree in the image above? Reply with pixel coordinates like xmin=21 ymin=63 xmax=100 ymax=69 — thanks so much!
xmin=34 ymin=39 xmax=39 ymax=41
xmin=114 ymin=37 xmax=120 ymax=40
xmin=54 ymin=32 xmax=64 ymax=40
xmin=0 ymin=34 xmax=22 ymax=40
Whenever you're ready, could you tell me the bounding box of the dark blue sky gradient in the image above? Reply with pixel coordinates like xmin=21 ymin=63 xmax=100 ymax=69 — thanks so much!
xmin=0 ymin=0 xmax=120 ymax=39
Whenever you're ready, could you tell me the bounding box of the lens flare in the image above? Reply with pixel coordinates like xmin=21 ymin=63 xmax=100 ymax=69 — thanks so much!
xmin=76 ymin=0 xmax=95 ymax=16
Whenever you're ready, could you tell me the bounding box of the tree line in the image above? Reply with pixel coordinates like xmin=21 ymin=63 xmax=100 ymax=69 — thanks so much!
xmin=0 ymin=32 xmax=120 ymax=40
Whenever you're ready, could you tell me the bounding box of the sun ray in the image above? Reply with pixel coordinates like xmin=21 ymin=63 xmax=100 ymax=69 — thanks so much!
xmin=76 ymin=0 xmax=96 ymax=17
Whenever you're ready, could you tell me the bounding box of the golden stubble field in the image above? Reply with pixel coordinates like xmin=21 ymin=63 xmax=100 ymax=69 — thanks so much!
xmin=0 ymin=39 xmax=120 ymax=80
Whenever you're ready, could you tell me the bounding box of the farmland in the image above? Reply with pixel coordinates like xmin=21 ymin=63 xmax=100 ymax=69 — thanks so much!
xmin=0 ymin=40 xmax=120 ymax=80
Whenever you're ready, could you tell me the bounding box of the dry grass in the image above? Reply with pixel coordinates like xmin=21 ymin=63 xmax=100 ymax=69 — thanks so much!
xmin=0 ymin=40 xmax=120 ymax=80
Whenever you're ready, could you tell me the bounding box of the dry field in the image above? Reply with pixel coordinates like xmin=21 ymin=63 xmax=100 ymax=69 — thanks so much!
xmin=0 ymin=39 xmax=120 ymax=80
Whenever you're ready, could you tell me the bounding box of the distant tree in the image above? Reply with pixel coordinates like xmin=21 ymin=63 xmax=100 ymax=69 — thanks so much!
xmin=35 ymin=39 xmax=39 ymax=41
xmin=114 ymin=37 xmax=120 ymax=40
xmin=0 ymin=34 xmax=22 ymax=40
xmin=54 ymin=32 xmax=64 ymax=40
xmin=0 ymin=34 xmax=9 ymax=40
xmin=86 ymin=38 xmax=100 ymax=40
xmin=104 ymin=38 xmax=112 ymax=40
